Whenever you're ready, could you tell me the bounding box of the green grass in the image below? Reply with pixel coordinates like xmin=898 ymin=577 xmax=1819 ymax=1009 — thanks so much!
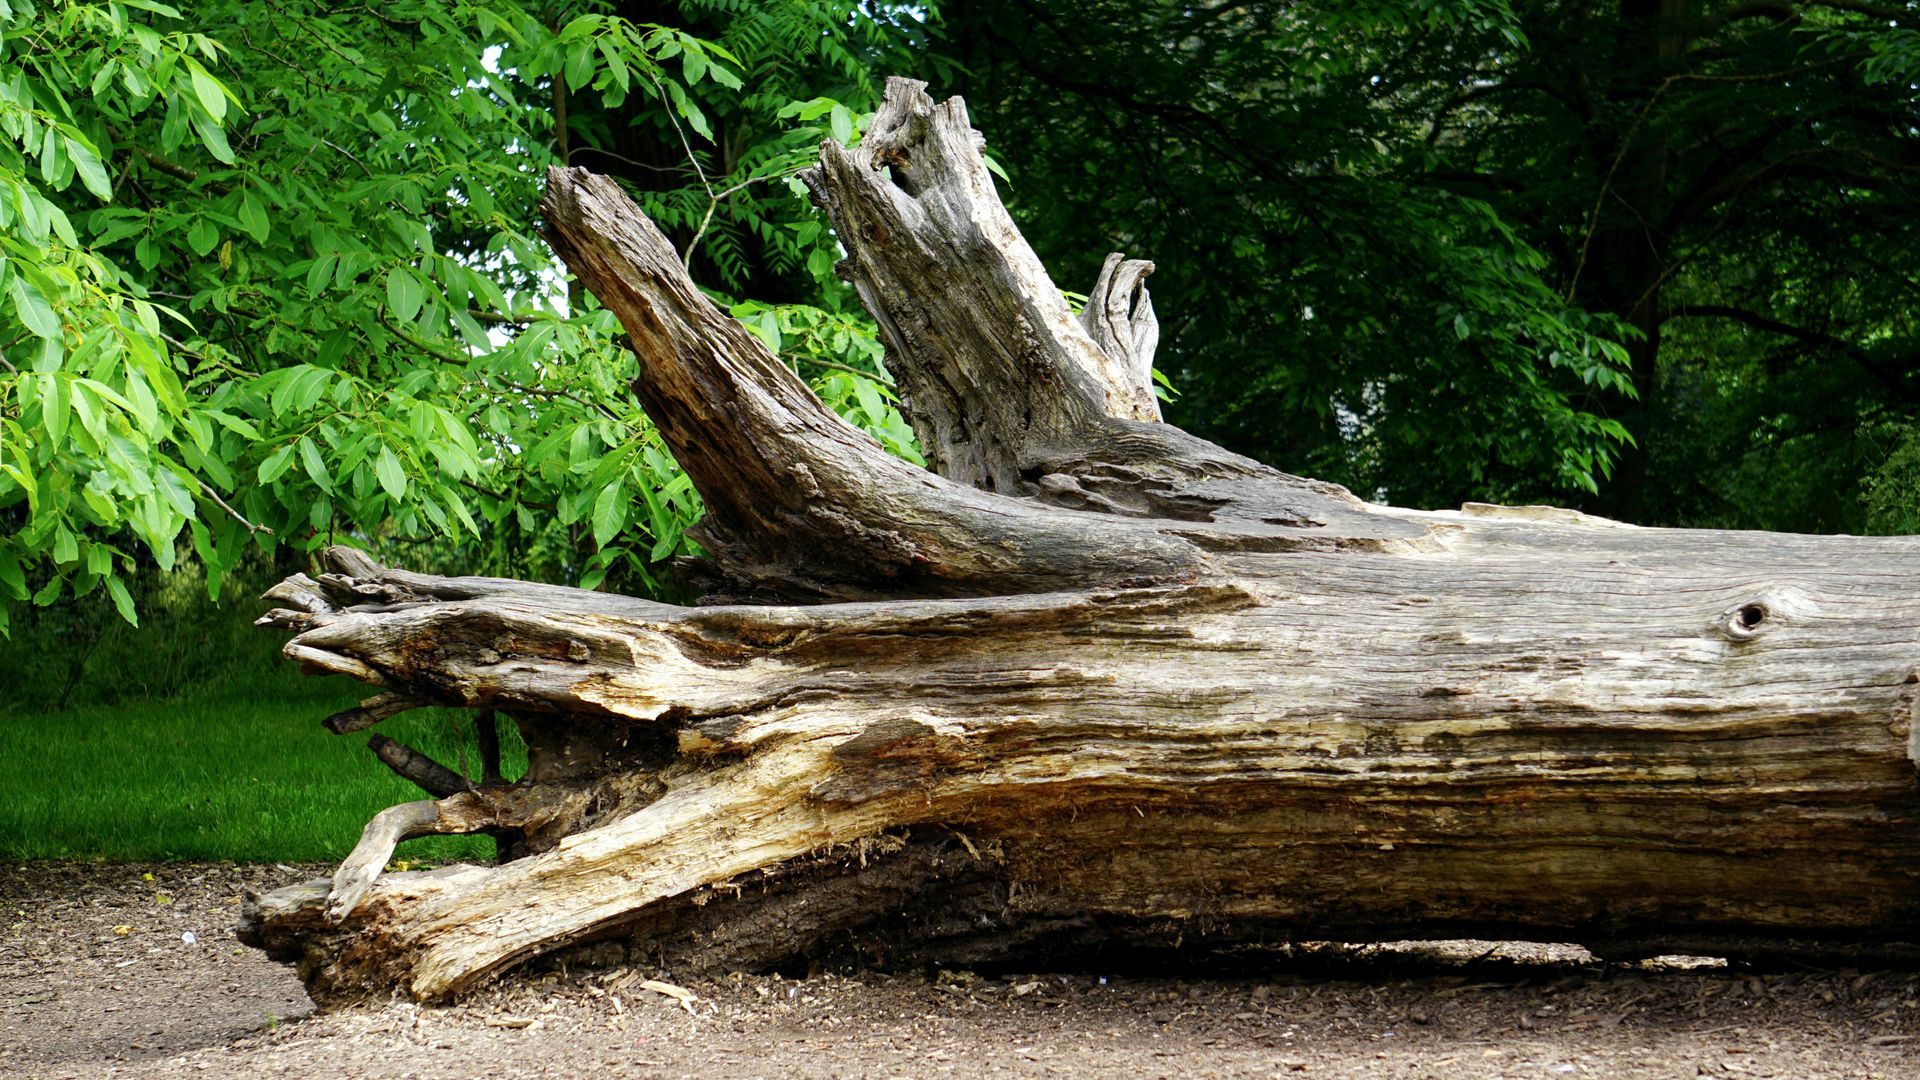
xmin=0 ymin=673 xmax=527 ymax=863
xmin=0 ymin=563 xmax=533 ymax=864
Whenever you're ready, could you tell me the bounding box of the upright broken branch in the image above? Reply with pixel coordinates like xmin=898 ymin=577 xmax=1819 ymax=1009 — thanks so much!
xmin=803 ymin=79 xmax=1400 ymax=536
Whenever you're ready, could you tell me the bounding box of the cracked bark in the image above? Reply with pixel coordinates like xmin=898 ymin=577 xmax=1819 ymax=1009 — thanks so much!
xmin=240 ymin=79 xmax=1920 ymax=1004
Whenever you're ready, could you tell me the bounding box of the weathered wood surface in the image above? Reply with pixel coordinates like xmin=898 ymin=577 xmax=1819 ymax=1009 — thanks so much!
xmin=242 ymin=79 xmax=1920 ymax=1003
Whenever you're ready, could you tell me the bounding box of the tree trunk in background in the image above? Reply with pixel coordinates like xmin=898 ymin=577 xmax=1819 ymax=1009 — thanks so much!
xmin=241 ymin=79 xmax=1920 ymax=1004
xmin=1579 ymin=0 xmax=1688 ymax=523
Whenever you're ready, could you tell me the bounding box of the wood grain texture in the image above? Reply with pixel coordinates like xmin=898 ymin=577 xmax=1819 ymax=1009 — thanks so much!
xmin=240 ymin=80 xmax=1920 ymax=1004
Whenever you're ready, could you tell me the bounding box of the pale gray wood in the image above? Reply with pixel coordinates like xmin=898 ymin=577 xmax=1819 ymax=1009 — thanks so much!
xmin=245 ymin=517 xmax=1920 ymax=1001
xmin=239 ymin=80 xmax=1920 ymax=1005
xmin=328 ymin=800 xmax=443 ymax=923
xmin=1079 ymin=252 xmax=1162 ymax=422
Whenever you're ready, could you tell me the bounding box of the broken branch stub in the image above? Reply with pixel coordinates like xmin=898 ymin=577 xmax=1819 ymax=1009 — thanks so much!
xmin=1080 ymin=252 xmax=1162 ymax=423
xmin=241 ymin=83 xmax=1920 ymax=1005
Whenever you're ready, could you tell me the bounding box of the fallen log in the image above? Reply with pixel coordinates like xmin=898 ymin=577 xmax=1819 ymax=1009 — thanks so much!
xmin=240 ymin=78 xmax=1920 ymax=1003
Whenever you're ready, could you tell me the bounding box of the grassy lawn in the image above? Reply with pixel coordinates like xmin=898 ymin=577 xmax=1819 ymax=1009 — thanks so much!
xmin=0 ymin=671 xmax=525 ymax=863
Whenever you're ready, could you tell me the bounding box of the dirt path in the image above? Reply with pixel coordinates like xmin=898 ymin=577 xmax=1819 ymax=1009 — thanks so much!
xmin=4 ymin=862 xmax=1918 ymax=1078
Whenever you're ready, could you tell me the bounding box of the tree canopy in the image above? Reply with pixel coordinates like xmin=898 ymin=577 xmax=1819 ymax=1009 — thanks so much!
xmin=3 ymin=0 xmax=1917 ymax=635
xmin=0 ymin=0 xmax=922 ymax=632
xmin=938 ymin=0 xmax=1920 ymax=520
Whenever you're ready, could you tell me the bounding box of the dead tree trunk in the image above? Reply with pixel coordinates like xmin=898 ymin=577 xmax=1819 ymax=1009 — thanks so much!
xmin=240 ymin=79 xmax=1920 ymax=1003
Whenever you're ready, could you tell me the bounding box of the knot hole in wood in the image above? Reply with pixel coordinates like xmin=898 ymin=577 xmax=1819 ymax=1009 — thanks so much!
xmin=1721 ymin=601 xmax=1772 ymax=641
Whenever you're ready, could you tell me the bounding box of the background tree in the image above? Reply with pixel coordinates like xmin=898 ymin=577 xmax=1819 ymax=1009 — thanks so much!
xmin=0 ymin=0 xmax=918 ymax=643
xmin=934 ymin=0 xmax=1640 ymax=507
xmin=1433 ymin=0 xmax=1920 ymax=526
xmin=933 ymin=0 xmax=1920 ymax=525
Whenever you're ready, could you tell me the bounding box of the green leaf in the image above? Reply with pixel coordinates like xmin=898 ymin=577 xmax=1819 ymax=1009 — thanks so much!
xmin=258 ymin=444 xmax=295 ymax=484
xmin=829 ymin=104 xmax=855 ymax=146
xmin=53 ymin=527 xmax=79 ymax=565
xmin=189 ymin=110 xmax=236 ymax=164
xmin=10 ymin=275 xmax=58 ymax=339
xmin=650 ymin=529 xmax=680 ymax=563
xmin=791 ymin=97 xmax=838 ymax=121
xmin=65 ymin=136 xmax=112 ymax=200
xmin=106 ymin=575 xmax=138 ymax=627
xmin=305 ymin=253 xmax=337 ymax=295
xmin=186 ymin=59 xmax=228 ymax=122
xmin=187 ymin=217 xmax=219 ymax=257
xmin=237 ymin=190 xmax=270 ymax=243
xmin=387 ymin=267 xmax=424 ymax=323
xmin=591 ymin=481 xmax=625 ymax=548
xmin=665 ymin=80 xmax=712 ymax=140
xmin=852 ymin=374 xmax=887 ymax=425
xmin=754 ymin=310 xmax=782 ymax=351
xmin=600 ymin=38 xmax=630 ymax=91
xmin=375 ymin=444 xmax=408 ymax=501
xmin=39 ymin=126 xmax=64 ymax=186
xmin=157 ymin=467 xmax=197 ymax=520
xmin=286 ymin=366 xmax=333 ymax=414
xmin=0 ymin=549 xmax=25 ymax=599
xmin=565 ymin=41 xmax=595 ymax=92
xmin=298 ymin=436 xmax=331 ymax=491
xmin=207 ymin=410 xmax=261 ymax=440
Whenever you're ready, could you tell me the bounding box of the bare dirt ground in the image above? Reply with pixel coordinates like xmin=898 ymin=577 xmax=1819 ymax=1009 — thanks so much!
xmin=4 ymin=862 xmax=1920 ymax=1078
